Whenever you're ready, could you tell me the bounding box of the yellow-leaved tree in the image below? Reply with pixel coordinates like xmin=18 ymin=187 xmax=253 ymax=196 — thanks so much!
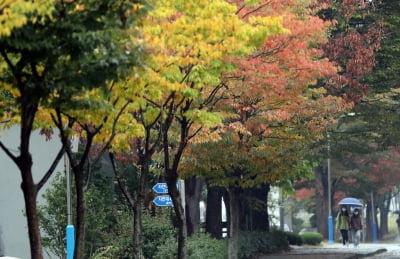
xmin=133 ymin=0 xmax=287 ymax=258
xmin=0 ymin=1 xmax=147 ymax=258
xmin=0 ymin=0 xmax=54 ymax=37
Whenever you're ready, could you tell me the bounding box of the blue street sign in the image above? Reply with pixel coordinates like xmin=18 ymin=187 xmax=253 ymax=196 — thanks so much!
xmin=152 ymin=182 xmax=180 ymax=194
xmin=152 ymin=183 xmax=168 ymax=194
xmin=153 ymin=195 xmax=174 ymax=207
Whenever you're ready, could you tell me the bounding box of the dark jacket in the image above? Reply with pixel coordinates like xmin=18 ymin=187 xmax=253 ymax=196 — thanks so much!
xmin=349 ymin=214 xmax=362 ymax=230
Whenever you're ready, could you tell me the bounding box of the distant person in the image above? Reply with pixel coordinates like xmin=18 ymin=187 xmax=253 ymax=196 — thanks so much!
xmin=349 ymin=208 xmax=362 ymax=248
xmin=336 ymin=206 xmax=350 ymax=246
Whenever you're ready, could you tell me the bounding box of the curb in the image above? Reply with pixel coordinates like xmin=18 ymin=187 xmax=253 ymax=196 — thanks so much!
xmin=350 ymin=248 xmax=387 ymax=258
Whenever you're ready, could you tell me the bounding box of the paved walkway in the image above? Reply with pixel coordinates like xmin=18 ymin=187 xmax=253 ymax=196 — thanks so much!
xmin=258 ymin=242 xmax=400 ymax=259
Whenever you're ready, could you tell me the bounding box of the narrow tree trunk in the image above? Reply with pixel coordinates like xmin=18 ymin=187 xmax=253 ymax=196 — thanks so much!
xmin=133 ymin=201 xmax=143 ymax=259
xmin=185 ymin=177 xmax=204 ymax=236
xmin=109 ymin=152 xmax=145 ymax=259
xmin=378 ymin=192 xmax=391 ymax=237
xmin=133 ymin=160 xmax=150 ymax=259
xmin=167 ymin=174 xmax=187 ymax=259
xmin=74 ymin=173 xmax=86 ymax=259
xmin=228 ymin=187 xmax=239 ymax=259
xmin=365 ymin=201 xmax=372 ymax=241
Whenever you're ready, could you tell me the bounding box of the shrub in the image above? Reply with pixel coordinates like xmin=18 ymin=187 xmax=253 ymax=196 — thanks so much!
xmin=154 ymin=233 xmax=228 ymax=259
xmin=285 ymin=231 xmax=303 ymax=246
xmin=238 ymin=230 xmax=289 ymax=259
xmin=300 ymin=232 xmax=323 ymax=245
xmin=142 ymin=210 xmax=176 ymax=258
xmin=91 ymin=209 xmax=176 ymax=259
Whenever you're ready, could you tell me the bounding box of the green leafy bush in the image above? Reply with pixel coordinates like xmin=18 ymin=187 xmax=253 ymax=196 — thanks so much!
xmin=285 ymin=231 xmax=303 ymax=246
xmin=142 ymin=210 xmax=176 ymax=258
xmin=154 ymin=233 xmax=228 ymax=259
xmin=300 ymin=232 xmax=323 ymax=245
xmin=238 ymin=230 xmax=289 ymax=259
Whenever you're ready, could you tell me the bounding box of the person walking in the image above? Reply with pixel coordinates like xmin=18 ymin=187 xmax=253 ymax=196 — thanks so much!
xmin=336 ymin=206 xmax=350 ymax=246
xmin=349 ymin=208 xmax=362 ymax=248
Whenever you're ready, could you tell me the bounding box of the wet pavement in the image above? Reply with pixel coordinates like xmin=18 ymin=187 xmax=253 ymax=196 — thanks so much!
xmin=258 ymin=242 xmax=400 ymax=259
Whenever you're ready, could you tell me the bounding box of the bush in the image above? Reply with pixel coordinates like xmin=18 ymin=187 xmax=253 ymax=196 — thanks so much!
xmin=142 ymin=210 xmax=176 ymax=258
xmin=238 ymin=230 xmax=289 ymax=259
xmin=285 ymin=231 xmax=303 ymax=246
xmin=154 ymin=233 xmax=228 ymax=259
xmin=91 ymin=209 xmax=176 ymax=259
xmin=300 ymin=232 xmax=323 ymax=245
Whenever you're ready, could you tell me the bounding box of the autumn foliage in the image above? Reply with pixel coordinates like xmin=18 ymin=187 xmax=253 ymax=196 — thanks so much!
xmin=181 ymin=0 xmax=348 ymax=188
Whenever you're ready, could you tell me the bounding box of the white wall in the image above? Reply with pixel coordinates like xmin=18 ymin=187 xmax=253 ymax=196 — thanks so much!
xmin=0 ymin=126 xmax=63 ymax=259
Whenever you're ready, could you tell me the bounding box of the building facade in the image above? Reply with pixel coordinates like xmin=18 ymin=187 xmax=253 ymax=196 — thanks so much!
xmin=0 ymin=126 xmax=62 ymax=258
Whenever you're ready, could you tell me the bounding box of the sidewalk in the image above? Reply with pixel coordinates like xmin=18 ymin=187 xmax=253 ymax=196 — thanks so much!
xmin=257 ymin=242 xmax=399 ymax=259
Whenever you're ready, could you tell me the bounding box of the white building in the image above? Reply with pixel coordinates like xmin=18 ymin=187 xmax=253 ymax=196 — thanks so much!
xmin=0 ymin=126 xmax=62 ymax=258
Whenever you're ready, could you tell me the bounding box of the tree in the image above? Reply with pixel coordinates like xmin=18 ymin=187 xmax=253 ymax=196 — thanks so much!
xmin=307 ymin=0 xmax=385 ymax=237
xmin=364 ymin=0 xmax=400 ymax=92
xmin=139 ymin=1 xmax=286 ymax=258
xmin=0 ymin=1 xmax=147 ymax=258
xmin=180 ymin=1 xmax=346 ymax=257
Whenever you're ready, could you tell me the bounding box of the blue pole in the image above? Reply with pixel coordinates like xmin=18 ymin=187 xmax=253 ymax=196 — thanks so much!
xmin=328 ymin=216 xmax=334 ymax=243
xmin=372 ymin=222 xmax=378 ymax=244
xmin=66 ymin=225 xmax=75 ymax=259
xmin=327 ymin=132 xmax=334 ymax=244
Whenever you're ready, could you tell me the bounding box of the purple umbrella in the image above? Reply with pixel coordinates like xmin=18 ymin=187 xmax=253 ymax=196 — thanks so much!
xmin=338 ymin=197 xmax=363 ymax=207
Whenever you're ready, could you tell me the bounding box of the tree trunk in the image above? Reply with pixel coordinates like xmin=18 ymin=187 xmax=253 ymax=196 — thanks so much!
xmin=17 ymin=101 xmax=43 ymax=258
xmin=365 ymin=201 xmax=372 ymax=241
xmin=133 ymin=166 xmax=145 ymax=259
xmin=74 ymin=173 xmax=86 ymax=259
xmin=185 ymin=177 xmax=204 ymax=236
xmin=20 ymin=165 xmax=42 ymax=259
xmin=378 ymin=192 xmax=391 ymax=238
xmin=167 ymin=174 xmax=187 ymax=259
xmin=241 ymin=184 xmax=269 ymax=231
xmin=133 ymin=201 xmax=143 ymax=259
xmin=314 ymin=165 xmax=329 ymax=238
xmin=109 ymin=151 xmax=146 ymax=259
xmin=205 ymin=185 xmax=224 ymax=239
xmin=133 ymin=159 xmax=150 ymax=259
xmin=379 ymin=208 xmax=389 ymax=238
xmin=228 ymin=187 xmax=240 ymax=259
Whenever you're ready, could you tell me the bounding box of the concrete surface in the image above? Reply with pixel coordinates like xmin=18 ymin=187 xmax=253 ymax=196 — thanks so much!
xmin=258 ymin=242 xmax=400 ymax=259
